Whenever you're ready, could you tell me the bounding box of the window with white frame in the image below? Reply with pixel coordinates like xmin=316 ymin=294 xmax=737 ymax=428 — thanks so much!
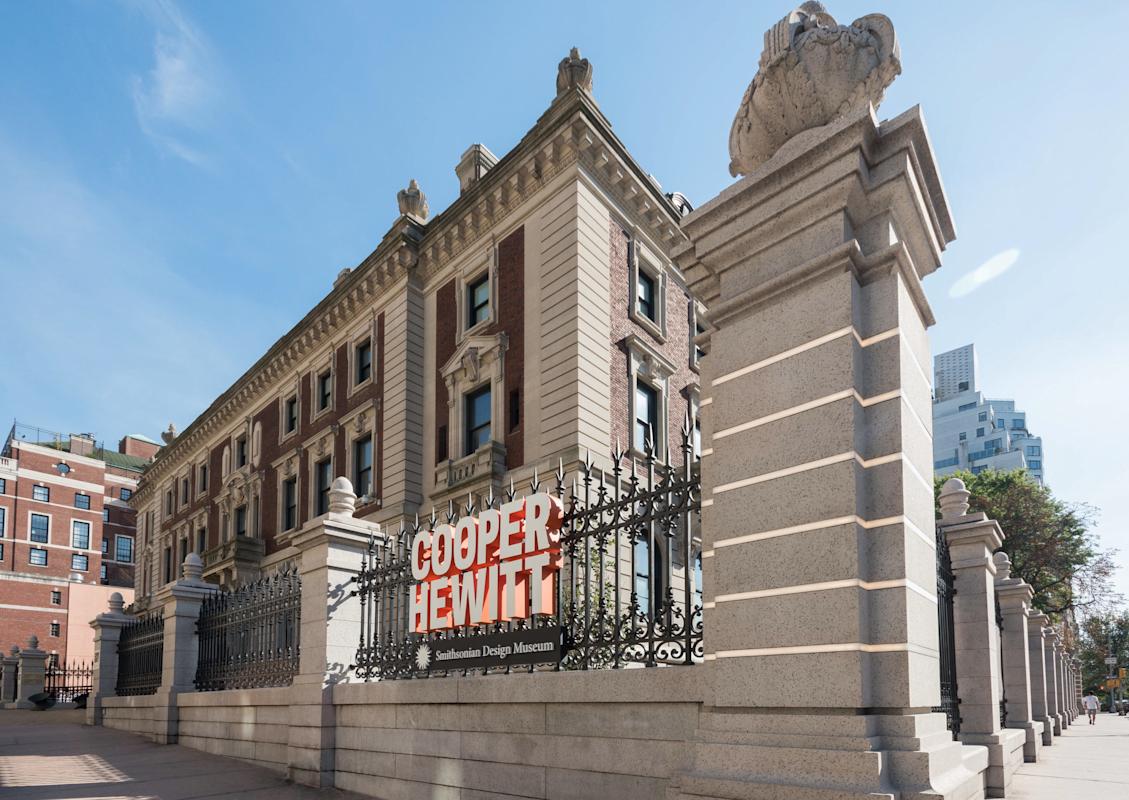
xmin=466 ymin=273 xmax=490 ymax=329
xmin=464 ymin=385 xmax=492 ymax=455
xmin=355 ymin=338 xmax=373 ymax=385
xmin=71 ymin=520 xmax=90 ymax=550
xmin=115 ymin=536 xmax=134 ymax=563
xmin=33 ymin=485 xmax=50 ymax=503
xmin=71 ymin=553 xmax=88 ymax=571
xmin=30 ymin=513 xmax=49 ymax=543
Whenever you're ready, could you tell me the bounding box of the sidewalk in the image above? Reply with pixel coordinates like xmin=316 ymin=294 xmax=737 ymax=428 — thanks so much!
xmin=1009 ymin=713 xmax=1129 ymax=800
xmin=0 ymin=710 xmax=365 ymax=800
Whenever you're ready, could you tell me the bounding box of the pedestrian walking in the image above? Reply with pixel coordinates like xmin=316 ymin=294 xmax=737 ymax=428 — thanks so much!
xmin=1083 ymin=690 xmax=1101 ymax=724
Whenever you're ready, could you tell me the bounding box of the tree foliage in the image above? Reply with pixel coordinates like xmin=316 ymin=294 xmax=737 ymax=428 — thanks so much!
xmin=934 ymin=469 xmax=1118 ymax=618
xmin=1077 ymin=610 xmax=1129 ymax=701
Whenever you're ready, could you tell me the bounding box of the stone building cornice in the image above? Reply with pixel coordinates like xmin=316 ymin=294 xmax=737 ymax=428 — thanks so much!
xmin=136 ymin=83 xmax=688 ymax=504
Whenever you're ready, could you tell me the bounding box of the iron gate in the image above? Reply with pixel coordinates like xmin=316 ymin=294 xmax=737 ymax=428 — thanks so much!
xmin=933 ymin=525 xmax=961 ymax=738
xmin=354 ymin=424 xmax=702 ymax=680
xmin=45 ymin=660 xmax=92 ymax=702
xmin=116 ymin=612 xmax=164 ymax=696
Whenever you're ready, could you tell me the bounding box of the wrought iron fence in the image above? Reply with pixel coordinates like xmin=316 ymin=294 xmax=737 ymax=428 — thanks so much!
xmin=194 ymin=567 xmax=301 ymax=691
xmin=355 ymin=421 xmax=702 ymax=680
xmin=9 ymin=660 xmax=17 ymax=702
xmin=116 ymin=612 xmax=164 ymax=696
xmin=996 ymin=590 xmax=1007 ymax=727
xmin=933 ymin=526 xmax=961 ymax=738
xmin=45 ymin=660 xmax=92 ymax=703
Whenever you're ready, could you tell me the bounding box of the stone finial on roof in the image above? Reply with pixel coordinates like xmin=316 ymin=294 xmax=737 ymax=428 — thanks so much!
xmin=27 ymin=635 xmax=39 ymax=650
xmin=728 ymin=2 xmax=901 ymax=176
xmin=938 ymin=477 xmax=970 ymax=520
xmin=329 ymin=476 xmax=356 ymax=515
xmin=160 ymin=423 xmax=177 ymax=444
xmin=109 ymin=592 xmax=125 ymax=613
xmin=397 ymin=179 xmax=429 ymax=220
xmin=556 ymin=47 xmax=593 ymax=97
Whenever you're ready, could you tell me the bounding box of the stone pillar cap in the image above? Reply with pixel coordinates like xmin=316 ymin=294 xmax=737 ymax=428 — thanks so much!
xmin=939 ymin=477 xmax=970 ymax=520
xmin=109 ymin=592 xmax=125 ymax=613
xmin=182 ymin=552 xmax=204 ymax=582
xmin=329 ymin=477 xmax=357 ymax=515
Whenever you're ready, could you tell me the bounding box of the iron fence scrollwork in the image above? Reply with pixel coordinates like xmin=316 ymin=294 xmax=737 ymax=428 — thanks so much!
xmin=194 ymin=567 xmax=301 ymax=691
xmin=355 ymin=419 xmax=703 ymax=680
xmin=116 ymin=612 xmax=164 ymax=696
xmin=933 ymin=526 xmax=961 ymax=738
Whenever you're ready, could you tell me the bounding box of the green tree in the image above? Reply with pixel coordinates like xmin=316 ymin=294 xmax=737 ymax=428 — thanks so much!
xmin=934 ymin=469 xmax=1118 ymax=618
xmin=1077 ymin=611 xmax=1129 ymax=706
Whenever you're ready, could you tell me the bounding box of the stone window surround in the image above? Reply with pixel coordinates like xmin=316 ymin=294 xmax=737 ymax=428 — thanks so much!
xmin=624 ymin=333 xmax=676 ymax=461
xmin=626 ymin=231 xmax=668 ymax=343
xmin=689 ymin=300 xmax=707 ymax=373
xmin=278 ymin=377 xmax=302 ymax=445
xmin=304 ymin=427 xmax=336 ymax=519
xmin=195 ymin=453 xmax=209 ymax=497
xmin=347 ymin=318 xmax=377 ymax=400
xmin=456 ymin=246 xmax=497 ymax=342
xmin=340 ymin=403 xmax=378 ymax=502
xmin=439 ymin=332 xmax=508 ymax=462
xmin=27 ymin=510 xmax=52 ymax=544
xmin=312 ymin=350 xmax=336 ymax=421
xmin=214 ymin=466 xmax=260 ymax=544
xmin=271 ymin=447 xmax=303 ymax=540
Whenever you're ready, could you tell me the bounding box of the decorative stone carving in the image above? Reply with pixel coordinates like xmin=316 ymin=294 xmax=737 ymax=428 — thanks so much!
xmin=397 ymin=179 xmax=429 ymax=220
xmin=329 ymin=477 xmax=356 ymax=515
xmin=939 ymin=476 xmax=971 ymax=520
xmin=161 ymin=423 xmax=177 ymax=444
xmin=556 ymin=47 xmax=592 ymax=97
xmin=728 ymin=2 xmax=900 ymax=176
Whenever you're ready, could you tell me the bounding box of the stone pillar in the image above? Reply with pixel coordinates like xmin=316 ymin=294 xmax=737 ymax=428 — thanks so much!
xmin=86 ymin=592 xmax=135 ymax=726
xmin=287 ymin=478 xmax=373 ymax=788
xmin=14 ymin=636 xmax=48 ymax=708
xmin=670 ymin=53 xmax=992 ymax=800
xmin=1044 ymin=628 xmax=1062 ymax=735
xmin=1 ymin=646 xmax=18 ymax=704
xmin=1026 ymin=612 xmax=1054 ymax=746
xmin=152 ymin=553 xmax=218 ymax=743
xmin=1073 ymin=657 xmax=1084 ymax=716
xmin=939 ymin=481 xmax=1024 ymax=796
xmin=1052 ymin=637 xmax=1068 ymax=729
xmin=993 ymin=552 xmax=1039 ymax=763
xmin=1060 ymin=643 xmax=1073 ymax=725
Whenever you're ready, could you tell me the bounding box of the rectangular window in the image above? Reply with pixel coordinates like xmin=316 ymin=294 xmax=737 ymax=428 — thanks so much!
xmin=353 ymin=435 xmax=373 ymax=497
xmin=30 ymin=547 xmax=47 ymax=566
xmin=120 ymin=488 xmax=132 ymax=501
xmin=976 ymin=427 xmax=985 ymax=438
xmin=100 ymin=564 xmax=107 ymax=582
xmin=355 ymin=339 xmax=372 ymax=384
xmin=958 ymin=402 xmax=976 ymax=412
xmin=72 ymin=553 xmax=89 ymax=571
xmin=694 ymin=320 xmax=706 ymax=364
xmin=1026 ymin=445 xmax=1041 ymax=457
xmin=0 ymin=506 xmax=5 ymax=536
xmin=103 ymin=508 xmax=110 ymax=523
xmin=163 ymin=546 xmax=172 ymax=584
xmin=636 ymin=269 xmax=657 ymax=322
xmin=283 ymin=477 xmax=298 ymax=531
xmin=115 ymin=536 xmax=134 ymax=563
xmin=0 ymin=542 xmax=4 ymax=560
xmin=467 ymin=274 xmax=490 ymax=328
xmin=102 ymin=538 xmax=109 ymax=554
xmin=958 ymin=432 xmax=967 ymax=441
xmin=978 ymin=411 xmax=987 ymax=422
xmin=634 ymin=381 xmax=659 ymax=452
xmin=181 ymin=478 xmax=189 ymax=504
xmin=33 ymin=485 xmax=50 ymax=502
xmin=74 ymin=492 xmax=90 ymax=510
xmin=165 ymin=491 xmax=173 ymax=515
xmin=0 ymin=478 xmax=5 ymax=494
xmin=30 ymin=513 xmax=49 ymax=543
xmin=180 ymin=537 xmax=188 ymax=565
xmin=509 ymin=389 xmax=520 ymax=433
xmin=71 ymin=520 xmax=90 ymax=549
xmin=1028 ymin=460 xmax=1042 ymax=470
xmin=971 ymin=465 xmax=987 ymax=475
xmin=464 ymin=385 xmax=492 ymax=455
xmin=318 ymin=370 xmax=333 ymax=410
xmin=197 ymin=527 xmax=207 ymax=553
xmin=235 ymin=505 xmax=247 ymax=537
xmin=236 ymin=436 xmax=248 ymax=468
xmin=316 ymin=458 xmax=332 ymax=516
xmin=985 ymin=438 xmax=1002 ymax=451
xmin=436 ymin=425 xmax=448 ymax=462
xmin=50 ymin=622 xmax=60 ymax=637
xmin=1012 ymin=418 xmax=1025 ymax=429
xmin=285 ymin=395 xmax=299 ymax=433
xmin=51 ymin=590 xmax=61 ymax=605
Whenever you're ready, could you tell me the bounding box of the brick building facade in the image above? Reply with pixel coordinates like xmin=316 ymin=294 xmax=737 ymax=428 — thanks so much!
xmin=0 ymin=423 xmax=152 ymax=662
xmin=129 ymin=51 xmax=701 ymax=607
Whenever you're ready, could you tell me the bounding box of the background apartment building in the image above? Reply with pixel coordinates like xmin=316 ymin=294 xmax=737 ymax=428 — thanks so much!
xmin=932 ymin=344 xmax=1046 ymax=483
xmin=129 ymin=51 xmax=700 ymax=606
xmin=0 ymin=422 xmax=153 ymax=662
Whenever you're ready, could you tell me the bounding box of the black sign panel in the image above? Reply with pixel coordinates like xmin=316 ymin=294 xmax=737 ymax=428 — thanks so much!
xmin=413 ymin=626 xmax=563 ymax=673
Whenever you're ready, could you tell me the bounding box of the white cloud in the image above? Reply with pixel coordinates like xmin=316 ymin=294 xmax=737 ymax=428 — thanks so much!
xmin=949 ymin=248 xmax=1020 ymax=298
xmin=130 ymin=0 xmax=222 ymax=166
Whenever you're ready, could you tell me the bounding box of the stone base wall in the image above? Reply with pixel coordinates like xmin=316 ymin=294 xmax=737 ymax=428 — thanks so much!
xmin=332 ymin=667 xmax=703 ymax=800
xmin=176 ymin=687 xmax=292 ymax=774
xmin=102 ymin=695 xmax=161 ymax=740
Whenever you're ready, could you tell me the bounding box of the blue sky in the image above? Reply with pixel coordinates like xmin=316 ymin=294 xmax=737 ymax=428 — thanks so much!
xmin=2 ymin=1 xmax=1127 ymax=597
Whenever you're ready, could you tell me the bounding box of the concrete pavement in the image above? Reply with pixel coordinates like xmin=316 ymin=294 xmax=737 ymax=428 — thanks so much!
xmin=0 ymin=710 xmax=366 ymax=800
xmin=1009 ymin=713 xmax=1129 ymax=800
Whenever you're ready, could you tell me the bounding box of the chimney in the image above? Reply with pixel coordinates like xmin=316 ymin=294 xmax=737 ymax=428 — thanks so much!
xmin=455 ymin=144 xmax=498 ymax=194
xmin=69 ymin=433 xmax=95 ymax=457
